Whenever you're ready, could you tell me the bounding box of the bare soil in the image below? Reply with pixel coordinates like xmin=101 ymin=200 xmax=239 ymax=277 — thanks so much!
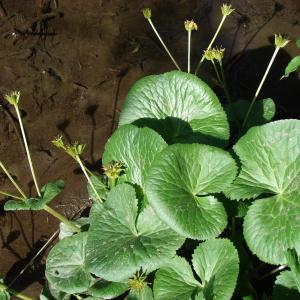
xmin=0 ymin=0 xmax=299 ymax=298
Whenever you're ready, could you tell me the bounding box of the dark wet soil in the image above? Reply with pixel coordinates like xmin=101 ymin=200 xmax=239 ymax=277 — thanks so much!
xmin=0 ymin=0 xmax=299 ymax=298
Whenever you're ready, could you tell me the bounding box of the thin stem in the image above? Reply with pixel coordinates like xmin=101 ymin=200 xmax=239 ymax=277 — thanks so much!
xmin=195 ymin=15 xmax=226 ymax=75
xmin=84 ymin=165 xmax=94 ymax=177
xmin=188 ymin=30 xmax=191 ymax=73
xmin=242 ymin=47 xmax=280 ymax=131
xmin=0 ymin=190 xmax=23 ymax=200
xmin=219 ymin=61 xmax=232 ymax=105
xmin=0 ymin=161 xmax=26 ymax=198
xmin=14 ymin=105 xmax=41 ymax=197
xmin=260 ymin=265 xmax=287 ymax=280
xmin=0 ymin=283 xmax=32 ymax=300
xmin=211 ymin=61 xmax=222 ymax=84
xmin=76 ymin=156 xmax=103 ymax=203
xmin=109 ymin=178 xmax=116 ymax=189
xmin=44 ymin=205 xmax=80 ymax=232
xmin=147 ymin=18 xmax=181 ymax=70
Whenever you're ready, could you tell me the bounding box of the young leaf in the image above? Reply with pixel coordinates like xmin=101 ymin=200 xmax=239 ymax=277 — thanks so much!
xmin=102 ymin=125 xmax=167 ymax=189
xmin=87 ymin=175 xmax=108 ymax=201
xmin=226 ymin=120 xmax=300 ymax=264
xmin=119 ymin=71 xmax=229 ymax=147
xmin=225 ymin=99 xmax=275 ymax=129
xmin=86 ymin=184 xmax=185 ymax=282
xmin=146 ymin=144 xmax=237 ymax=239
xmin=273 ymin=271 xmax=300 ymax=300
xmin=45 ymin=232 xmax=93 ymax=294
xmin=282 ymin=55 xmax=300 ymax=78
xmin=88 ymin=280 xmax=128 ymax=299
xmin=153 ymin=239 xmax=239 ymax=300
xmin=4 ymin=180 xmax=64 ymax=211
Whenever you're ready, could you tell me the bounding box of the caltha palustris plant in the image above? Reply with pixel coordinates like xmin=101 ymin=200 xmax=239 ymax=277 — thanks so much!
xmin=0 ymin=3 xmax=299 ymax=300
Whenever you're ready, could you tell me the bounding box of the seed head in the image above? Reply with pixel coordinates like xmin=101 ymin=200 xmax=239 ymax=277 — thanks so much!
xmin=203 ymin=47 xmax=225 ymax=62
xmin=52 ymin=136 xmax=85 ymax=159
xmin=184 ymin=20 xmax=198 ymax=31
xmin=103 ymin=161 xmax=125 ymax=180
xmin=128 ymin=270 xmax=147 ymax=291
xmin=52 ymin=135 xmax=65 ymax=149
xmin=4 ymin=91 xmax=21 ymax=105
xmin=221 ymin=3 xmax=235 ymax=16
xmin=274 ymin=34 xmax=290 ymax=48
xmin=142 ymin=8 xmax=151 ymax=19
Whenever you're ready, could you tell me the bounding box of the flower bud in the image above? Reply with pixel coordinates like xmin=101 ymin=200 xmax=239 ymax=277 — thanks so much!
xmin=184 ymin=20 xmax=198 ymax=31
xmin=103 ymin=161 xmax=125 ymax=180
xmin=221 ymin=3 xmax=235 ymax=16
xmin=4 ymin=91 xmax=21 ymax=105
xmin=274 ymin=34 xmax=290 ymax=48
xmin=142 ymin=8 xmax=151 ymax=19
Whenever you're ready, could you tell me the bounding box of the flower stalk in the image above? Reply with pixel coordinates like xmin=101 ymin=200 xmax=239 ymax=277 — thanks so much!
xmin=52 ymin=136 xmax=103 ymax=203
xmin=242 ymin=34 xmax=290 ymax=131
xmin=195 ymin=3 xmax=234 ymax=75
xmin=184 ymin=20 xmax=198 ymax=73
xmin=0 ymin=282 xmax=32 ymax=300
xmin=142 ymin=8 xmax=181 ymax=70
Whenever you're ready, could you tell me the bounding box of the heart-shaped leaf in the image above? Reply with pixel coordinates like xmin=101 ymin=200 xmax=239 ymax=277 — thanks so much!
xmin=273 ymin=271 xmax=300 ymax=300
xmin=119 ymin=71 xmax=229 ymax=147
xmin=226 ymin=119 xmax=300 ymax=264
xmin=102 ymin=125 xmax=167 ymax=189
xmin=45 ymin=232 xmax=92 ymax=294
xmin=153 ymin=239 xmax=239 ymax=300
xmin=225 ymin=98 xmax=275 ymax=129
xmin=86 ymin=184 xmax=185 ymax=282
xmin=4 ymin=180 xmax=64 ymax=211
xmin=146 ymin=144 xmax=237 ymax=239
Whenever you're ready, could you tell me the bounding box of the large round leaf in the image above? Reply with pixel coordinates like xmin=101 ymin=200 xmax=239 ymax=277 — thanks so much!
xmin=226 ymin=119 xmax=300 ymax=264
xmin=102 ymin=125 xmax=167 ymax=189
xmin=86 ymin=184 xmax=185 ymax=282
xmin=146 ymin=144 xmax=237 ymax=239
xmin=153 ymin=239 xmax=239 ymax=300
xmin=45 ymin=232 xmax=92 ymax=294
xmin=119 ymin=71 xmax=229 ymax=146
xmin=273 ymin=271 xmax=300 ymax=300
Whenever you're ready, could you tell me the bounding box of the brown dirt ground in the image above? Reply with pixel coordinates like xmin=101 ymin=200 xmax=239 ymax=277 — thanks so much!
xmin=0 ymin=0 xmax=299 ymax=298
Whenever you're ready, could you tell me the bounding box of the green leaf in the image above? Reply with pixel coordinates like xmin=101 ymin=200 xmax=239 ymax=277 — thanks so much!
xmin=0 ymin=279 xmax=9 ymax=300
xmin=59 ymin=217 xmax=89 ymax=240
xmin=119 ymin=71 xmax=229 ymax=147
xmin=102 ymin=125 xmax=167 ymax=189
xmin=282 ymin=55 xmax=300 ymax=78
xmin=192 ymin=238 xmax=239 ymax=300
xmin=87 ymin=175 xmax=108 ymax=201
xmin=226 ymin=120 xmax=300 ymax=264
xmin=88 ymin=280 xmax=128 ymax=299
xmin=153 ymin=256 xmax=200 ymax=300
xmin=86 ymin=184 xmax=185 ymax=282
xmin=40 ymin=284 xmax=71 ymax=300
xmin=125 ymin=285 xmax=154 ymax=300
xmin=153 ymin=239 xmax=239 ymax=300
xmin=286 ymin=249 xmax=300 ymax=291
xmin=273 ymin=271 xmax=300 ymax=300
xmin=45 ymin=232 xmax=93 ymax=294
xmin=225 ymin=99 xmax=275 ymax=129
xmin=146 ymin=144 xmax=237 ymax=239
xmin=4 ymin=180 xmax=64 ymax=211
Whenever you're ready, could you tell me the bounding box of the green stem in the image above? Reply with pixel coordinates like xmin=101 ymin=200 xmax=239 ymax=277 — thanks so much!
xmin=0 ymin=283 xmax=32 ymax=300
xmin=147 ymin=18 xmax=181 ymax=70
xmin=0 ymin=161 xmax=26 ymax=198
xmin=84 ymin=166 xmax=94 ymax=177
xmin=219 ymin=61 xmax=232 ymax=105
xmin=14 ymin=104 xmax=41 ymax=197
xmin=109 ymin=178 xmax=116 ymax=189
xmin=76 ymin=156 xmax=103 ymax=203
xmin=0 ymin=190 xmax=23 ymax=200
xmin=195 ymin=15 xmax=226 ymax=75
xmin=211 ymin=60 xmax=222 ymax=84
xmin=242 ymin=47 xmax=280 ymax=131
xmin=188 ymin=30 xmax=191 ymax=73
xmin=44 ymin=205 xmax=80 ymax=232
